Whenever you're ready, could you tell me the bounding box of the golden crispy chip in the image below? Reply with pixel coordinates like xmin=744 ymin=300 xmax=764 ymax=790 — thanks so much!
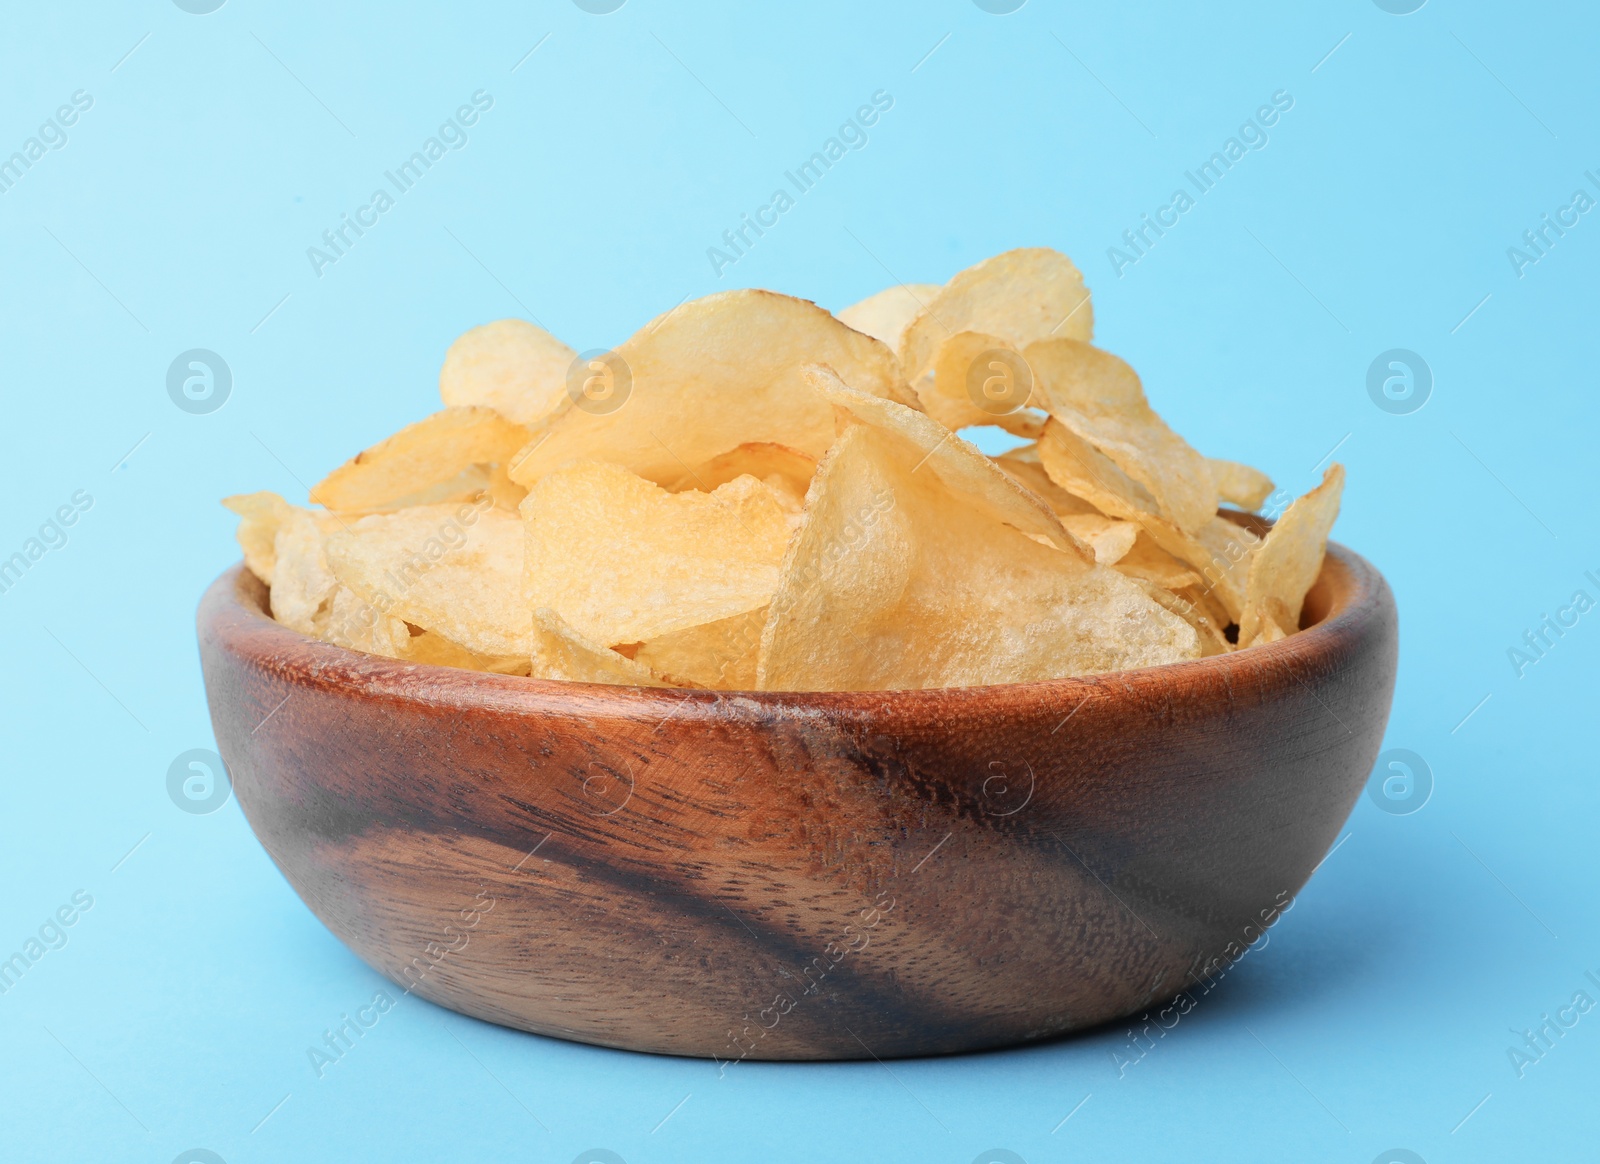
xmin=1242 ymin=616 xmax=1290 ymax=649
xmin=1239 ymin=465 xmax=1344 ymax=645
xmin=1036 ymin=419 xmax=1258 ymax=619
xmin=268 ymin=507 xmax=339 ymax=634
xmin=1035 ymin=417 xmax=1161 ymax=522
xmin=1140 ymin=582 xmax=1232 ymax=657
xmin=508 ymin=290 xmax=907 ymax=489
xmin=1025 ymin=338 xmax=1216 ymax=536
xmin=1181 ymin=518 xmax=1261 ymax=623
xmin=899 ymin=248 xmax=1093 ymax=387
xmin=315 ymin=585 xmax=412 ymax=659
xmin=522 ymin=462 xmax=794 ymax=645
xmin=483 ymin=465 xmax=528 ymax=513
xmin=1112 ymin=533 xmax=1203 ymax=591
xmin=836 ymin=283 xmax=943 ymax=350
xmin=1059 ymin=514 xmax=1139 ymax=565
xmin=323 ymin=500 xmax=530 ymax=657
xmin=403 ymin=628 xmax=531 ymax=675
xmin=531 ymin=608 xmax=670 ymax=686
xmin=439 ymin=319 xmax=577 ymax=427
xmin=807 ymin=366 xmax=1089 ymax=559
xmin=757 ymin=372 xmax=1198 ymax=690
xmin=917 ymin=330 xmax=1048 ymax=438
xmin=222 ymin=491 xmax=292 ymax=581
xmin=1210 ymin=457 xmax=1274 ymax=511
xmin=665 ymin=441 xmax=817 ymax=508
xmin=311 ymin=407 xmax=533 ymax=514
xmin=633 ymin=606 xmax=765 ymax=690
xmin=994 ymin=445 xmax=1100 ymax=517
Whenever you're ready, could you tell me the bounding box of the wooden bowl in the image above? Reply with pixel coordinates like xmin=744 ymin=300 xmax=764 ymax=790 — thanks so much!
xmin=197 ymin=540 xmax=1396 ymax=1061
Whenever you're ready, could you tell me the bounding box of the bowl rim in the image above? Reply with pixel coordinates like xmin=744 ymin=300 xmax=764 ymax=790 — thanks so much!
xmin=199 ymin=537 xmax=1391 ymax=716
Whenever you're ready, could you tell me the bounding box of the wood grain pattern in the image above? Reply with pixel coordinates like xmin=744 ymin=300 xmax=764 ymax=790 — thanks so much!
xmin=197 ymin=541 xmax=1397 ymax=1060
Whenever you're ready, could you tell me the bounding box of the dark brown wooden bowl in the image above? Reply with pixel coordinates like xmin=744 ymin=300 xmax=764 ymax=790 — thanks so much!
xmin=197 ymin=540 xmax=1396 ymax=1061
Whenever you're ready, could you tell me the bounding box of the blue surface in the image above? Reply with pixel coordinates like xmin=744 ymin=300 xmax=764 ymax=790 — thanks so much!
xmin=2 ymin=2 xmax=1596 ymax=1161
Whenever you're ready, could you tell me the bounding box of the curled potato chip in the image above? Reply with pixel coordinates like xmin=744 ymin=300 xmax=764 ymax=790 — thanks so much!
xmin=1239 ymin=464 xmax=1344 ymax=646
xmin=508 ymin=290 xmax=907 ymax=490
xmin=1111 ymin=533 xmax=1203 ymax=591
xmin=757 ymin=370 xmax=1197 ymax=690
xmin=1060 ymin=515 xmax=1139 ymax=566
xmin=806 ymin=366 xmax=1088 ymax=560
xmin=1210 ymin=457 xmax=1274 ymax=512
xmin=223 ymin=491 xmax=293 ymax=582
xmin=917 ymin=330 xmax=1048 ymax=438
xmin=994 ymin=446 xmax=1100 ymax=517
xmin=315 ymin=585 xmax=412 ymax=659
xmin=899 ymin=248 xmax=1093 ymax=386
xmin=665 ymin=441 xmax=817 ymax=508
xmin=268 ymin=507 xmax=340 ymax=634
xmin=531 ymin=608 xmax=670 ymax=686
xmin=439 ymin=319 xmax=577 ymax=427
xmin=836 ymin=283 xmax=943 ymax=350
xmin=312 ymin=407 xmax=533 ymax=514
xmin=522 ymin=462 xmax=794 ymax=645
xmin=1036 ymin=419 xmax=1257 ymax=619
xmin=1140 ymin=581 xmax=1232 ymax=657
xmin=323 ymin=500 xmax=530 ymax=657
xmin=1025 ymin=338 xmax=1216 ymax=536
xmin=401 ymin=627 xmax=530 ymax=675
xmin=633 ymin=606 xmax=765 ymax=690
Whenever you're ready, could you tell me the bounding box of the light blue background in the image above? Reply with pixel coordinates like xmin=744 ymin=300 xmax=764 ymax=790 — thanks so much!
xmin=2 ymin=1 xmax=1596 ymax=1161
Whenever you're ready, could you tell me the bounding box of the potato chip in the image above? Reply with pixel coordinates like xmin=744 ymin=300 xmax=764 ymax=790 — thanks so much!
xmin=1238 ymin=465 xmax=1344 ymax=645
xmin=1036 ymin=419 xmax=1257 ymax=619
xmin=633 ymin=606 xmax=765 ymax=689
xmin=898 ymin=248 xmax=1093 ymax=387
xmin=1025 ymin=338 xmax=1216 ymax=536
xmin=222 ymin=491 xmax=293 ymax=581
xmin=916 ymin=330 xmax=1048 ymax=438
xmin=531 ymin=608 xmax=670 ymax=686
xmin=836 ymin=283 xmax=942 ymax=350
xmin=1210 ymin=457 xmax=1274 ymax=512
xmin=404 ymin=628 xmax=531 ymax=675
xmin=439 ymin=318 xmax=577 ymax=427
xmin=267 ymin=507 xmax=340 ymax=635
xmin=1111 ymin=533 xmax=1203 ymax=591
xmin=1139 ymin=581 xmax=1231 ymax=658
xmin=664 ymin=441 xmax=817 ymax=508
xmin=508 ymin=290 xmax=907 ymax=490
xmin=1059 ymin=514 xmax=1139 ymax=566
xmin=312 ymin=407 xmax=533 ymax=514
xmin=315 ymin=585 xmax=412 ymax=659
xmin=757 ymin=371 xmax=1198 ymax=690
xmin=522 ymin=462 xmax=794 ymax=645
xmin=994 ymin=446 xmax=1100 ymax=518
xmin=323 ymin=501 xmax=530 ymax=657
xmin=805 ymin=366 xmax=1089 ymax=559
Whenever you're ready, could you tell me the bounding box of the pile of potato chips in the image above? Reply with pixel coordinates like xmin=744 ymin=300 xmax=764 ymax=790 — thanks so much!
xmin=225 ymin=248 xmax=1343 ymax=691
